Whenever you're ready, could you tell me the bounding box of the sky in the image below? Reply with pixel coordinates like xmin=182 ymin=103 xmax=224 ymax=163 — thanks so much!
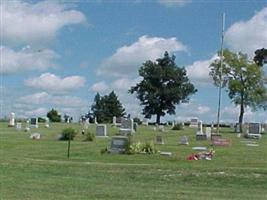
xmin=1 ymin=0 xmax=267 ymax=123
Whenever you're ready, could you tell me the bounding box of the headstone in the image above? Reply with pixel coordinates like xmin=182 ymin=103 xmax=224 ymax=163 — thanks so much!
xmin=108 ymin=136 xmax=129 ymax=153
xmin=16 ymin=123 xmax=22 ymax=131
xmin=235 ymin=123 xmax=241 ymax=133
xmin=96 ymin=124 xmax=107 ymax=137
xmin=119 ymin=118 xmax=134 ymax=135
xmin=158 ymin=125 xmax=165 ymax=132
xmin=189 ymin=118 xmax=199 ymax=128
xmin=94 ymin=117 xmax=98 ymax=124
xmin=192 ymin=146 xmax=207 ymax=151
xmin=133 ymin=122 xmax=138 ymax=132
xmin=45 ymin=117 xmax=50 ymax=128
xmin=197 ymin=121 xmax=203 ymax=134
xmin=179 ymin=136 xmax=189 ymax=145
xmin=160 ymin=151 xmax=172 ymax=156
xmin=113 ymin=116 xmax=116 ymax=125
xmin=155 ymin=135 xmax=164 ymax=145
xmin=8 ymin=112 xmax=15 ymax=127
xmin=212 ymin=138 xmax=231 ymax=146
xmin=30 ymin=133 xmax=41 ymax=140
xmin=142 ymin=118 xmax=149 ymax=126
xmin=205 ymin=127 xmax=211 ymax=139
xmin=246 ymin=123 xmax=262 ymax=139
xmin=30 ymin=118 xmax=38 ymax=128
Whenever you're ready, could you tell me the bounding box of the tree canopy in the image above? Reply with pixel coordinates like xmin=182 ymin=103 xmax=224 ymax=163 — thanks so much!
xmin=91 ymin=91 xmax=125 ymax=123
xmin=210 ymin=49 xmax=267 ymax=132
xmin=254 ymin=48 xmax=267 ymax=67
xmin=47 ymin=109 xmax=61 ymax=122
xmin=129 ymin=51 xmax=197 ymax=124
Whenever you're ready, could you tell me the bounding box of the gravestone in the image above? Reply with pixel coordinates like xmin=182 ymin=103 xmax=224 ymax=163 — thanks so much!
xmin=212 ymin=138 xmax=231 ymax=146
xmin=142 ymin=118 xmax=149 ymax=126
xmin=8 ymin=112 xmax=15 ymax=127
xmin=119 ymin=118 xmax=134 ymax=135
xmin=108 ymin=136 xmax=129 ymax=153
xmin=30 ymin=118 xmax=38 ymax=128
xmin=16 ymin=123 xmax=22 ymax=131
xmin=94 ymin=117 xmax=98 ymax=124
xmin=235 ymin=123 xmax=241 ymax=133
xmin=45 ymin=117 xmax=50 ymax=128
xmin=189 ymin=118 xmax=199 ymax=128
xmin=179 ymin=136 xmax=189 ymax=145
xmin=158 ymin=125 xmax=165 ymax=132
xmin=113 ymin=116 xmax=117 ymax=125
xmin=30 ymin=133 xmax=41 ymax=140
xmin=205 ymin=127 xmax=211 ymax=139
xmin=246 ymin=123 xmax=262 ymax=139
xmin=96 ymin=124 xmax=107 ymax=137
xmin=133 ymin=122 xmax=138 ymax=132
xmin=155 ymin=135 xmax=164 ymax=145
xmin=196 ymin=121 xmax=207 ymax=140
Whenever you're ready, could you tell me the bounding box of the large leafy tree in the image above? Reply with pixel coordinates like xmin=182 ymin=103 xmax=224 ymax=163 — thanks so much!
xmin=91 ymin=91 xmax=125 ymax=123
xmin=47 ymin=108 xmax=61 ymax=122
xmin=210 ymin=49 xmax=267 ymax=132
xmin=129 ymin=51 xmax=197 ymax=124
xmin=254 ymin=48 xmax=267 ymax=67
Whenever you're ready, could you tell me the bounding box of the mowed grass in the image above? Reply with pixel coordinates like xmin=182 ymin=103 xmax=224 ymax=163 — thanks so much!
xmin=0 ymin=122 xmax=267 ymax=200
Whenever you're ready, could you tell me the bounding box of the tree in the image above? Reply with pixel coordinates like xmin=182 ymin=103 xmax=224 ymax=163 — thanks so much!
xmin=91 ymin=91 xmax=125 ymax=123
xmin=210 ymin=49 xmax=267 ymax=132
xmin=47 ymin=109 xmax=61 ymax=122
xmin=254 ymin=48 xmax=267 ymax=67
xmin=129 ymin=51 xmax=197 ymax=124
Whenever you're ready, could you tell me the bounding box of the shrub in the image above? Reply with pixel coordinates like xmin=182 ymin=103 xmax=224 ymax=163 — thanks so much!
xmin=172 ymin=123 xmax=183 ymax=130
xmin=141 ymin=142 xmax=157 ymax=154
xmin=84 ymin=131 xmax=95 ymax=141
xmin=60 ymin=128 xmax=77 ymax=140
xmin=126 ymin=142 xmax=142 ymax=154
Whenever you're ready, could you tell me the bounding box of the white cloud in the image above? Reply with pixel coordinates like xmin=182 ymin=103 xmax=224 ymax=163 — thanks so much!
xmin=196 ymin=105 xmax=211 ymax=114
xmin=2 ymin=0 xmax=86 ymax=46
xmin=186 ymin=55 xmax=218 ymax=85
xmin=97 ymin=35 xmax=187 ymax=77
xmin=0 ymin=46 xmax=57 ymax=74
xmin=90 ymin=81 xmax=109 ymax=93
xmin=17 ymin=92 xmax=87 ymax=108
xmin=112 ymin=77 xmax=142 ymax=90
xmin=24 ymin=107 xmax=48 ymax=117
xmin=158 ymin=0 xmax=192 ymax=7
xmin=225 ymin=7 xmax=267 ymax=56
xmin=25 ymin=73 xmax=85 ymax=93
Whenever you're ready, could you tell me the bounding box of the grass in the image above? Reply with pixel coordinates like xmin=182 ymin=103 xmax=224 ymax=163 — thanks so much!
xmin=0 ymin=122 xmax=267 ymax=200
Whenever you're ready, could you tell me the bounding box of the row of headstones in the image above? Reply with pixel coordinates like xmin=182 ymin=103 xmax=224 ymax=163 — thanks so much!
xmin=95 ymin=117 xmax=137 ymax=137
xmin=8 ymin=113 xmax=49 ymax=130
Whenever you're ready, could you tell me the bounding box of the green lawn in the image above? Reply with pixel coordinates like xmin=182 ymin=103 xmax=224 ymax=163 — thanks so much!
xmin=0 ymin=122 xmax=267 ymax=200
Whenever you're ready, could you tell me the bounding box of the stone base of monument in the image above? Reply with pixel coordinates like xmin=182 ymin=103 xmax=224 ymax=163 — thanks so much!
xmin=211 ymin=134 xmax=222 ymax=141
xmin=196 ymin=134 xmax=207 ymax=141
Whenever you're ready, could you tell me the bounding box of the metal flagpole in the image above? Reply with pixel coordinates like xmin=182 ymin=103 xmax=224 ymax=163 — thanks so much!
xmin=216 ymin=13 xmax=225 ymax=134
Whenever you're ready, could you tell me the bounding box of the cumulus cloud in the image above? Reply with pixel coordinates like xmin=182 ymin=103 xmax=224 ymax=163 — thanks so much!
xmin=2 ymin=0 xmax=86 ymax=46
xmin=158 ymin=0 xmax=192 ymax=7
xmin=24 ymin=107 xmax=48 ymax=117
xmin=90 ymin=81 xmax=109 ymax=93
xmin=186 ymin=55 xmax=218 ymax=85
xmin=225 ymin=7 xmax=267 ymax=56
xmin=18 ymin=92 xmax=87 ymax=108
xmin=97 ymin=35 xmax=187 ymax=77
xmin=112 ymin=77 xmax=142 ymax=90
xmin=0 ymin=46 xmax=57 ymax=74
xmin=24 ymin=73 xmax=85 ymax=93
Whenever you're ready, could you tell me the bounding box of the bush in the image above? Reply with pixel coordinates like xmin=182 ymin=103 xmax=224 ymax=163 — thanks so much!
xmin=172 ymin=123 xmax=184 ymax=130
xmin=60 ymin=128 xmax=77 ymax=140
xmin=141 ymin=142 xmax=157 ymax=154
xmin=126 ymin=142 xmax=142 ymax=154
xmin=84 ymin=131 xmax=95 ymax=141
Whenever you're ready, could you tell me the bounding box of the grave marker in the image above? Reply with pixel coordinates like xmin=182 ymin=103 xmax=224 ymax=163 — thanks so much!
xmin=108 ymin=136 xmax=129 ymax=153
xmin=155 ymin=135 xmax=164 ymax=145
xmin=96 ymin=124 xmax=107 ymax=137
xmin=8 ymin=112 xmax=15 ymax=127
xmin=30 ymin=118 xmax=38 ymax=128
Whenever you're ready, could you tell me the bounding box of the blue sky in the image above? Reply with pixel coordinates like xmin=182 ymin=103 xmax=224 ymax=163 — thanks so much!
xmin=1 ymin=0 xmax=267 ymax=123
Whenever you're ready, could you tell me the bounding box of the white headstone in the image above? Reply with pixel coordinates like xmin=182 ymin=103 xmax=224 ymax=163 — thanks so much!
xmin=196 ymin=121 xmax=203 ymax=135
xmin=113 ymin=116 xmax=116 ymax=125
xmin=94 ymin=117 xmax=98 ymax=124
xmin=142 ymin=118 xmax=149 ymax=126
xmin=8 ymin=112 xmax=15 ymax=127
xmin=30 ymin=133 xmax=41 ymax=140
xmin=16 ymin=123 xmax=22 ymax=131
xmin=206 ymin=127 xmax=211 ymax=138
xmin=96 ymin=124 xmax=107 ymax=137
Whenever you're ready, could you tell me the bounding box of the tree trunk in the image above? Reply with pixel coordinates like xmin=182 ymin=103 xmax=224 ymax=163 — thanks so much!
xmin=239 ymin=93 xmax=244 ymax=133
xmin=156 ymin=114 xmax=161 ymax=125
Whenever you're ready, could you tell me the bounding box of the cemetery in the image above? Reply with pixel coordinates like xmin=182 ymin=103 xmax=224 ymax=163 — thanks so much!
xmin=1 ymin=119 xmax=267 ymax=200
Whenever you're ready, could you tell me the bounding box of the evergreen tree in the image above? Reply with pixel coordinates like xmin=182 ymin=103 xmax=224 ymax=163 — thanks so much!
xmin=91 ymin=91 xmax=125 ymax=123
xmin=47 ymin=109 xmax=61 ymax=122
